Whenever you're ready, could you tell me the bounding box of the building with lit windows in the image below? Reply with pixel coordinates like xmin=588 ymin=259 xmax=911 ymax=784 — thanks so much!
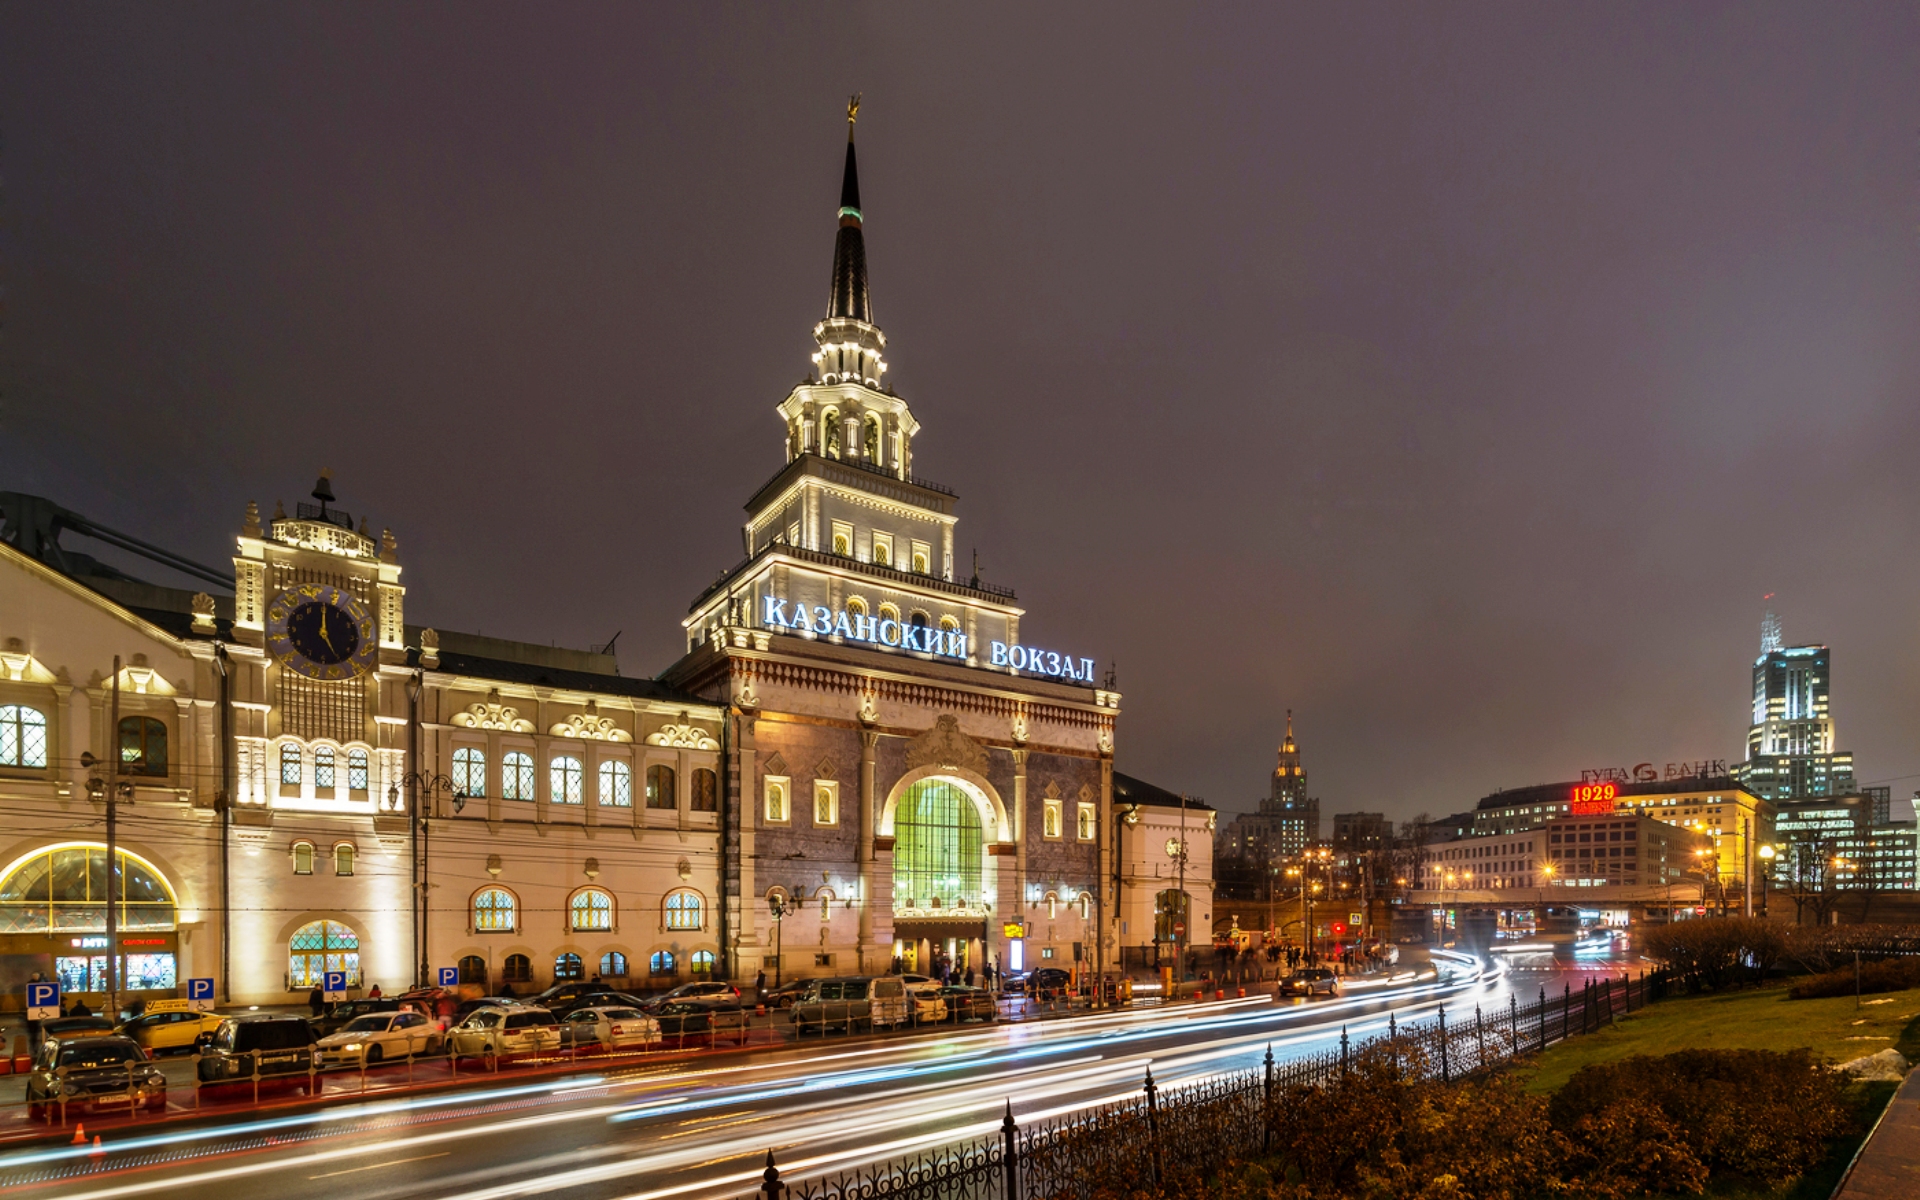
xmin=1216 ymin=712 xmax=1318 ymax=866
xmin=1732 ymin=613 xmax=1855 ymax=803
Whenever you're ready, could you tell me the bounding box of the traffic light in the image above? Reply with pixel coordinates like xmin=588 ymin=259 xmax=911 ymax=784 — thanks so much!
xmin=1331 ymin=922 xmax=1347 ymax=937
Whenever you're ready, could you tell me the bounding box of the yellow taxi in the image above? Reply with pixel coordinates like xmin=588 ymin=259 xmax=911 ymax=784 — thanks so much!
xmin=117 ymin=998 xmax=225 ymax=1054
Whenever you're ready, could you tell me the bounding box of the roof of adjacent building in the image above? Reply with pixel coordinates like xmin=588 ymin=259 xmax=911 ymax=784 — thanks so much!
xmin=1114 ymin=771 xmax=1214 ymax=811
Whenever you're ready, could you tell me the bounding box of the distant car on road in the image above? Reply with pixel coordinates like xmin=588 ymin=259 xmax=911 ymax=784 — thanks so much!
xmin=654 ymin=999 xmax=749 ymax=1043
xmin=527 ymin=981 xmax=619 ymax=1017
xmin=763 ymin=979 xmax=812 ymax=1009
xmin=1276 ymin=968 xmax=1339 ymax=998
xmin=1012 ymin=967 xmax=1072 ymax=997
xmin=24 ymin=1035 xmax=166 ymax=1119
xmin=789 ymin=977 xmax=908 ymax=1035
xmin=640 ymin=982 xmax=740 ymax=1012
xmin=31 ymin=1015 xmax=115 ymax=1048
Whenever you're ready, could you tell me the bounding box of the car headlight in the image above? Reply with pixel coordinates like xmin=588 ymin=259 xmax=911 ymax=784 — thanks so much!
xmin=44 ymin=1082 xmax=62 ymax=1097
xmin=342 ymin=1043 xmax=362 ymax=1052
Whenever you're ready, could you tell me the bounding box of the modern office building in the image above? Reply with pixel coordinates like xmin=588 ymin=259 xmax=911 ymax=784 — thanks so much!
xmin=1330 ymin=811 xmax=1392 ymax=851
xmin=1732 ymin=613 xmax=1855 ymax=803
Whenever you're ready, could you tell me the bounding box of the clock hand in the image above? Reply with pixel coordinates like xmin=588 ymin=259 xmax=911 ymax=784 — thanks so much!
xmin=318 ymin=608 xmax=336 ymax=653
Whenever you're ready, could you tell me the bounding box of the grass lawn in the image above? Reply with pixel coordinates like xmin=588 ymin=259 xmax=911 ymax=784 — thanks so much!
xmin=1523 ymin=982 xmax=1920 ymax=1093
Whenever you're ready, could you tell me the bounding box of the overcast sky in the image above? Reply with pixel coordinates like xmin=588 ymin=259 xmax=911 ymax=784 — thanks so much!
xmin=5 ymin=4 xmax=1918 ymax=822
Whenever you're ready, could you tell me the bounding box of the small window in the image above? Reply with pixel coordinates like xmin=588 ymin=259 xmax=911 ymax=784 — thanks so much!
xmin=503 ymin=752 xmax=535 ymax=801
xmin=646 ymin=764 xmax=677 ymax=810
xmin=832 ymin=520 xmax=854 ymax=557
xmin=872 ymin=533 xmax=893 ymax=567
xmin=314 ymin=747 xmax=336 ymax=789
xmin=599 ymin=760 xmax=633 ymax=807
xmin=457 ymin=954 xmax=486 ymax=983
xmin=347 ymin=748 xmax=369 ymax=792
xmin=118 ymin=716 xmax=168 ymax=778
xmin=650 ymin=951 xmax=676 ymax=976
xmin=879 ymin=603 xmax=900 ymax=624
xmin=691 ymin=950 xmax=715 ymax=975
xmin=555 ymin=952 xmax=584 ymax=981
xmin=0 ymin=705 xmax=49 ymax=769
xmin=334 ymin=844 xmax=354 ymax=876
xmin=1078 ymin=892 xmax=1092 ymax=919
xmin=846 ymin=596 xmax=868 ymax=617
xmin=912 ymin=542 xmax=931 ymax=575
xmin=1077 ymin=802 xmax=1097 ymax=841
xmin=665 ymin=889 xmax=703 ymax=931
xmin=280 ymin=743 xmax=303 ymax=786
xmin=600 ymin=951 xmax=628 ymax=978
xmin=502 ymin=953 xmax=532 ymax=983
xmin=292 ymin=842 xmax=314 ymax=875
xmin=910 ymin=610 xmax=931 ymax=632
xmin=551 ymin=756 xmax=584 ymax=804
xmin=571 ymin=888 xmax=613 ymax=932
xmin=765 ymin=777 xmax=790 ymax=823
xmin=1044 ymin=800 xmax=1063 ymax=840
xmin=453 ymin=747 xmax=487 ymax=798
xmin=939 ymin=614 xmax=960 ymax=633
xmin=474 ymin=887 xmax=517 ymax=932
xmin=692 ymin=767 xmax=718 ymax=812
xmin=814 ymin=781 xmax=838 ymax=826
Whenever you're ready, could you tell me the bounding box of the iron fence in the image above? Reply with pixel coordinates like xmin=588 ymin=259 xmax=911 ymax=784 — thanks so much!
xmin=750 ymin=970 xmax=1664 ymax=1200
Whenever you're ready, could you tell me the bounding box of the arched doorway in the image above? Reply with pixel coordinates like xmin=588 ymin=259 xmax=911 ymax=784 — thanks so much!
xmin=891 ymin=778 xmax=990 ymax=978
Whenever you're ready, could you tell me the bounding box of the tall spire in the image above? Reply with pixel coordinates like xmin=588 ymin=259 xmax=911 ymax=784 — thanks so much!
xmin=827 ymin=93 xmax=872 ymax=324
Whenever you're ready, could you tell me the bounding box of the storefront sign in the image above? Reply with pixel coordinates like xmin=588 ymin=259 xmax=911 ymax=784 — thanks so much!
xmin=762 ymin=597 xmax=968 ymax=659
xmin=1570 ymin=781 xmax=1619 ymax=816
xmin=120 ymin=937 xmax=167 ymax=946
xmin=1002 ymin=921 xmax=1026 ymax=939
xmin=989 ymin=641 xmax=1096 ymax=683
xmin=69 ymin=936 xmax=107 ymax=949
xmin=1579 ymin=760 xmax=1728 ymax=786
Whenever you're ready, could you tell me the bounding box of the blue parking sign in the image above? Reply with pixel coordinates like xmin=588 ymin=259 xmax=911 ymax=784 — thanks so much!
xmin=437 ymin=967 xmax=458 ymax=988
xmin=187 ymin=977 xmax=216 ymax=1011
xmin=323 ymin=971 xmax=347 ymax=1002
xmin=26 ymin=981 xmax=59 ymax=1021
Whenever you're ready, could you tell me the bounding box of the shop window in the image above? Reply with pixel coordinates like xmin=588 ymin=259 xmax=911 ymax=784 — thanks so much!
xmin=764 ymin=776 xmax=790 ymax=823
xmin=473 ymin=887 xmax=517 ymax=932
xmin=600 ymin=951 xmax=628 ymax=978
xmin=118 ymin=716 xmax=168 ymax=777
xmin=0 ymin=705 xmax=48 ymax=769
xmin=314 ymin=747 xmax=336 ymax=790
xmin=665 ymin=889 xmax=703 ymax=931
xmin=292 ymin=842 xmax=314 ymax=875
xmin=457 ymin=955 xmax=487 ymax=984
xmin=334 ymin=844 xmax=355 ymax=876
xmin=571 ymin=888 xmax=614 ymax=932
xmin=814 ymin=781 xmax=839 ymax=826
xmin=347 ymin=748 xmax=369 ymax=792
xmin=650 ymin=951 xmax=676 ymax=976
xmin=551 ymin=756 xmax=584 ymax=804
xmin=692 ymin=950 xmax=715 ymax=975
xmin=288 ymin=920 xmax=360 ymax=989
xmin=554 ymin=952 xmax=585 ymax=981
xmin=646 ymin=764 xmax=676 ymax=810
xmin=692 ymin=768 xmax=718 ymax=812
xmin=503 ymin=752 xmax=535 ymax=801
xmin=502 ymin=953 xmax=532 ymax=983
xmin=599 ymin=759 xmax=633 ymax=807
xmin=453 ymin=747 xmax=487 ymax=798
xmin=280 ymin=743 xmax=303 ymax=787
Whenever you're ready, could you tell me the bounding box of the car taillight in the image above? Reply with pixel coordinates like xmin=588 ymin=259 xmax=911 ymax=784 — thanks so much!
xmin=611 ymin=1025 xmax=624 ymax=1034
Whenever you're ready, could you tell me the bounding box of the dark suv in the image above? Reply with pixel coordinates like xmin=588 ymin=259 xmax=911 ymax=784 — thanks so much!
xmin=25 ymin=1035 xmax=166 ymax=1118
xmin=195 ymin=1014 xmax=317 ymax=1082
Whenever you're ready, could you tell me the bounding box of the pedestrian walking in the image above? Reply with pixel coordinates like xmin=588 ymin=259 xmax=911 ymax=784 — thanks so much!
xmin=754 ymin=969 xmax=766 ymax=1001
xmin=308 ymin=985 xmax=324 ymax=1017
xmin=368 ymin=983 xmax=382 ymax=999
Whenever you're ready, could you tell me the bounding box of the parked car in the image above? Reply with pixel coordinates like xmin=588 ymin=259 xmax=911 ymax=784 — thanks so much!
xmin=640 ymin=981 xmax=740 ymax=1012
xmin=396 ymin=986 xmax=464 ymax=1022
xmin=899 ymin=973 xmax=943 ymax=998
xmin=451 ymin=995 xmax=530 ymax=1023
xmin=447 ymin=1006 xmax=562 ymax=1059
xmin=30 ymin=1015 xmax=115 ymax=1049
xmin=654 ymin=999 xmax=749 ymax=1043
xmin=1011 ymin=968 xmax=1073 ymax=997
xmin=908 ymin=991 xmax=948 ymax=1023
xmin=527 ymin=981 xmax=618 ymax=1017
xmin=559 ymin=1005 xmax=662 ymax=1051
xmin=763 ymin=979 xmax=812 ymax=1010
xmin=24 ymin=1035 xmax=166 ymax=1118
xmin=194 ymin=1014 xmax=317 ymax=1082
xmin=117 ymin=1000 xmax=224 ymax=1054
xmin=315 ymin=1011 xmax=443 ymax=1068
xmin=310 ymin=997 xmax=400 ymax=1037
xmin=789 ymin=977 xmax=908 ymax=1035
xmin=936 ymin=985 xmax=998 ymax=1023
xmin=1276 ymin=968 xmax=1339 ymax=998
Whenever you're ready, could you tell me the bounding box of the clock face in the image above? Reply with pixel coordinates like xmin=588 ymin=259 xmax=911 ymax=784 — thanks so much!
xmin=266 ymin=585 xmax=378 ymax=681
xmin=1165 ymin=838 xmax=1185 ymax=859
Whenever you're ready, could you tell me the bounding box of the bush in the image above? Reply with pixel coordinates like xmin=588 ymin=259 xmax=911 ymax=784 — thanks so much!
xmin=1639 ymin=917 xmax=1785 ymax=990
xmin=1549 ymin=1048 xmax=1849 ymax=1190
xmin=1788 ymin=956 xmax=1920 ymax=999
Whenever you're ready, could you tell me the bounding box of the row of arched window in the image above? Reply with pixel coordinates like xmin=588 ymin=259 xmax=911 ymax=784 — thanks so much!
xmin=457 ymin=949 xmax=714 ymax=983
xmin=470 ymin=886 xmax=706 ymax=934
xmin=449 ymin=749 xmax=716 ymax=811
xmin=1 ymin=706 xmax=167 ymax=777
xmin=279 ymin=742 xmax=370 ymax=790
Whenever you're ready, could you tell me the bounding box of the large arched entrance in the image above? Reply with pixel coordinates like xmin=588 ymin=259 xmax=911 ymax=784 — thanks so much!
xmin=889 ymin=777 xmax=995 ymax=978
xmin=0 ymin=843 xmax=181 ymax=995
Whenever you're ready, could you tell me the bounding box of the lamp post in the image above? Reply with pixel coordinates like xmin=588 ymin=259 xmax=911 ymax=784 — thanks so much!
xmin=768 ymin=894 xmax=788 ymax=987
xmin=79 ymin=656 xmax=133 ymax=1017
xmin=392 ymin=770 xmax=465 ymax=988
xmin=1757 ymin=844 xmax=1776 ymax=917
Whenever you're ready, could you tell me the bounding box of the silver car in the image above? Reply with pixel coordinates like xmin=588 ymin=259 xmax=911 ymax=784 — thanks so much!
xmin=1276 ymin=968 xmax=1339 ymax=998
xmin=448 ymin=1005 xmax=562 ymax=1059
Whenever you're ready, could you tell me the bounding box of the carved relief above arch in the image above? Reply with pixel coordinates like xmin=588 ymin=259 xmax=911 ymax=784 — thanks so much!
xmin=549 ymin=702 xmax=632 ymax=742
xmin=902 ymin=714 xmax=989 ymax=775
xmin=452 ymin=690 xmax=534 ymax=733
xmin=647 ymin=714 xmax=719 ymax=750
xmin=878 ymin=763 xmax=1012 ymax=843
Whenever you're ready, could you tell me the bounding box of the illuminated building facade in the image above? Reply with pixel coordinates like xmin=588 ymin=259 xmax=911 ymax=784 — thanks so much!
xmin=1217 ymin=711 xmax=1318 ymax=866
xmin=1732 ymin=614 xmax=1855 ymax=803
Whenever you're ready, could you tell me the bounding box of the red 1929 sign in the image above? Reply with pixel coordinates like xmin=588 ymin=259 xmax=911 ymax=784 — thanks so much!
xmin=1569 ymin=781 xmax=1618 ymax=816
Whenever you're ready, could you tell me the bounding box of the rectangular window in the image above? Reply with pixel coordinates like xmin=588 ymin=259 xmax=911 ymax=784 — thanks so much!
xmin=764 ymin=775 xmax=791 ymax=824
xmin=1043 ymin=800 xmax=1063 ymax=840
xmin=347 ymin=749 xmax=369 ymax=792
xmin=814 ymin=780 xmax=838 ymax=826
xmin=280 ymin=744 xmax=303 ymax=787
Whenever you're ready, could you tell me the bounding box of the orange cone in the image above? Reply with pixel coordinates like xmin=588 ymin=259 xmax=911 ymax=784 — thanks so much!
xmin=90 ymin=1135 xmax=103 ymax=1155
xmin=71 ymin=1124 xmax=86 ymax=1145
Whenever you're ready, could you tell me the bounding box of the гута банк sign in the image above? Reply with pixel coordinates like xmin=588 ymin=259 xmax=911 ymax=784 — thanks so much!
xmin=759 ymin=597 xmax=1096 ymax=683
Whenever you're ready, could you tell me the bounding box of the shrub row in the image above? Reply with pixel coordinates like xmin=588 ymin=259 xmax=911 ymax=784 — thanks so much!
xmin=1788 ymin=955 xmax=1920 ymax=999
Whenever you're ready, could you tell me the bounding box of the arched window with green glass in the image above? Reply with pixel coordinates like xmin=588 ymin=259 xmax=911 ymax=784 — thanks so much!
xmin=288 ymin=919 xmax=360 ymax=988
xmin=0 ymin=844 xmax=178 ymax=933
xmin=891 ymin=779 xmax=984 ymax=911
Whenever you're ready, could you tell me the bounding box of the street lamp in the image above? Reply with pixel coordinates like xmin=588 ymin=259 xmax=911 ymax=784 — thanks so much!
xmin=391 ymin=771 xmax=466 ymax=987
xmin=1757 ymin=844 xmax=1776 ymax=916
xmin=768 ymin=894 xmax=789 ymax=987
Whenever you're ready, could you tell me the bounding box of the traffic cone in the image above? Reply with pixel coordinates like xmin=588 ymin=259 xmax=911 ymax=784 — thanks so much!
xmin=71 ymin=1124 xmax=86 ymax=1145
xmin=90 ymin=1135 xmax=103 ymax=1156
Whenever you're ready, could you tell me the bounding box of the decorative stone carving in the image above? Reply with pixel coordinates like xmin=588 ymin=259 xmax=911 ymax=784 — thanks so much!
xmin=551 ymin=701 xmax=632 ymax=742
xmin=486 ymin=854 xmax=503 ymax=876
xmin=858 ymin=690 xmax=879 ymax=725
xmin=1010 ymin=710 xmax=1029 ymax=744
xmin=815 ymin=757 xmax=838 ymax=781
xmin=191 ymin=593 xmax=217 ymax=633
xmin=452 ymin=690 xmax=535 ymax=733
xmin=647 ymin=713 xmax=718 ymax=750
xmin=1043 ymin=779 xmax=1062 ymax=800
xmin=677 ymin=858 xmax=693 ymax=880
xmin=1097 ymin=728 xmax=1114 ymax=755
xmin=242 ymin=500 xmax=262 ymax=538
xmin=583 ymin=856 xmax=600 ymax=879
xmin=1078 ymin=782 xmax=1093 ymax=803
xmin=904 ymin=714 xmax=989 ymax=775
xmin=765 ymin=752 xmax=789 ymax=776
xmin=419 ymin=627 xmax=440 ymax=669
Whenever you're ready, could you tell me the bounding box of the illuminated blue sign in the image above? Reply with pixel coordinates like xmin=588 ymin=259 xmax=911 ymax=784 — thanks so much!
xmin=762 ymin=597 xmax=968 ymax=659
xmin=990 ymin=641 xmax=1096 ymax=683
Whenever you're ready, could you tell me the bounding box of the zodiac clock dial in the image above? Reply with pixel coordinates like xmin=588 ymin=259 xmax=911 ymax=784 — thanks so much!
xmin=265 ymin=584 xmax=378 ymax=681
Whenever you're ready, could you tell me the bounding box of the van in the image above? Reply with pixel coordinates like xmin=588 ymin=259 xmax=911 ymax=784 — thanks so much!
xmin=789 ymin=976 xmax=908 ymax=1035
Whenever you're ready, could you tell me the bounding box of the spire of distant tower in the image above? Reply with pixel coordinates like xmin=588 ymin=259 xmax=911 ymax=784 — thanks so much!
xmin=1760 ymin=610 xmax=1782 ymax=655
xmin=1276 ymin=710 xmax=1302 ymax=776
xmin=828 ymin=93 xmax=871 ymax=324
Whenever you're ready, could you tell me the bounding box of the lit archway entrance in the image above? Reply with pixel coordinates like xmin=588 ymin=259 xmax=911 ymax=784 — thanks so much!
xmin=891 ymin=778 xmax=990 ymax=978
xmin=0 ymin=843 xmax=180 ymax=993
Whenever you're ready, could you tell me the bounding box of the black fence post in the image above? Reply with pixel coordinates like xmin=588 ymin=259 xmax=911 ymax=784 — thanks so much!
xmin=760 ymin=1151 xmax=785 ymax=1200
xmin=1537 ymin=986 xmax=1546 ymax=1052
xmin=1261 ymin=1045 xmax=1274 ymax=1156
xmin=1001 ymin=1101 xmax=1018 ymax=1200
xmin=1562 ymin=982 xmax=1571 ymax=1042
xmin=1437 ymin=1008 xmax=1449 ymax=1083
xmin=1339 ymin=1026 xmax=1350 ymax=1077
xmin=1143 ymin=1068 xmax=1163 ymax=1190
xmin=1474 ymin=1004 xmax=1485 ymax=1071
xmin=1508 ymin=994 xmax=1518 ymax=1060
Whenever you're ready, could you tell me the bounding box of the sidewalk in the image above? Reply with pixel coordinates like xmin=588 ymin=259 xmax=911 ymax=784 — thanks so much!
xmin=1835 ymin=1070 xmax=1920 ymax=1199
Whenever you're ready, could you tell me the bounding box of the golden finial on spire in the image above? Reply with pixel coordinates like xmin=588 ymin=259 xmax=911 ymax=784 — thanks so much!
xmin=847 ymin=92 xmax=861 ymax=129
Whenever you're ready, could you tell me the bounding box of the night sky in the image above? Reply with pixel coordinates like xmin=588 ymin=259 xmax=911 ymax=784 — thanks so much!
xmin=5 ymin=5 xmax=1918 ymax=823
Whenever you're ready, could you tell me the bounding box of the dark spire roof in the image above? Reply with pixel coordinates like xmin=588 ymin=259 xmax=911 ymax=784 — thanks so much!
xmin=827 ymin=97 xmax=872 ymax=324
